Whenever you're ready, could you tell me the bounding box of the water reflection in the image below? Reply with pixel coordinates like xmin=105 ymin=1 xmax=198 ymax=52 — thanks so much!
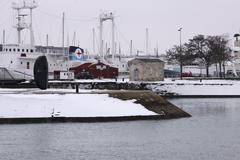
xmin=0 ymin=98 xmax=240 ymax=160
xmin=169 ymin=98 xmax=240 ymax=117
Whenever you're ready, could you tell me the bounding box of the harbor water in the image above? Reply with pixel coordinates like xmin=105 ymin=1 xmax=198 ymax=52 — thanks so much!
xmin=0 ymin=98 xmax=240 ymax=160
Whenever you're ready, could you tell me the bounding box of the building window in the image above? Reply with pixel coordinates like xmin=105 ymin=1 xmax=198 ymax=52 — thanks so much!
xmin=27 ymin=62 xmax=30 ymax=69
xmin=21 ymin=62 xmax=23 ymax=65
xmin=20 ymin=53 xmax=26 ymax=57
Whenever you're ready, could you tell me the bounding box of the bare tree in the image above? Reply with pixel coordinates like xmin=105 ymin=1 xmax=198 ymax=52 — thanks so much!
xmin=187 ymin=35 xmax=213 ymax=77
xmin=166 ymin=44 xmax=195 ymax=78
xmin=207 ymin=36 xmax=231 ymax=78
xmin=166 ymin=35 xmax=231 ymax=78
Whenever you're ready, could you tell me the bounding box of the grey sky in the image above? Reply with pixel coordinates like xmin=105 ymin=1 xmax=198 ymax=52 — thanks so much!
xmin=0 ymin=0 xmax=240 ymax=54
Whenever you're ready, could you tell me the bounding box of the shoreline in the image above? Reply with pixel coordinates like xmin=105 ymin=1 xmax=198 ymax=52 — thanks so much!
xmin=163 ymin=95 xmax=240 ymax=98
xmin=0 ymin=115 xmax=182 ymax=125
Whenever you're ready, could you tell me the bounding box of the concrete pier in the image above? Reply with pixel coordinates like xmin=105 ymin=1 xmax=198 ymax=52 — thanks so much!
xmin=0 ymin=90 xmax=191 ymax=124
xmin=108 ymin=90 xmax=191 ymax=119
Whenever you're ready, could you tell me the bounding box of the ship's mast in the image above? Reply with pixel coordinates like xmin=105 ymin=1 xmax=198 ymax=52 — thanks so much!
xmin=99 ymin=12 xmax=115 ymax=60
xmin=12 ymin=0 xmax=37 ymax=47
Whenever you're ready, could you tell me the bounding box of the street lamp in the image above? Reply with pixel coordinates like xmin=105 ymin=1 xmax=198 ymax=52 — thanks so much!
xmin=178 ymin=28 xmax=183 ymax=80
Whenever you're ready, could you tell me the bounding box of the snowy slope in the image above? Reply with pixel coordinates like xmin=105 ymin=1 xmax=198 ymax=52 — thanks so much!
xmin=0 ymin=93 xmax=157 ymax=118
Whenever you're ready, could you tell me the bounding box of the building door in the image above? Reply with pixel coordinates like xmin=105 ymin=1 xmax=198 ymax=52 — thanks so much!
xmin=134 ymin=68 xmax=139 ymax=81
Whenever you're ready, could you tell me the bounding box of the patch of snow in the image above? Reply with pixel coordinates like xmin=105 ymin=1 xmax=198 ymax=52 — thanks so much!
xmin=149 ymin=79 xmax=240 ymax=95
xmin=0 ymin=94 xmax=157 ymax=118
xmin=49 ymin=78 xmax=129 ymax=83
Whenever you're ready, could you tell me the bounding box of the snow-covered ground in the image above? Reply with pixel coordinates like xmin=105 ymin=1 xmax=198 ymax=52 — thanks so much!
xmin=0 ymin=90 xmax=157 ymax=118
xmin=148 ymin=79 xmax=240 ymax=95
xmin=49 ymin=78 xmax=129 ymax=83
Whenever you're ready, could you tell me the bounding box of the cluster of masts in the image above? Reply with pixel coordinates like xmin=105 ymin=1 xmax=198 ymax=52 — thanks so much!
xmin=7 ymin=0 xmax=158 ymax=60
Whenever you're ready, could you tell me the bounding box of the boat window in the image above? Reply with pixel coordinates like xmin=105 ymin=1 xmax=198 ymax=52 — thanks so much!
xmin=30 ymin=49 xmax=33 ymax=53
xmin=6 ymin=49 xmax=8 ymax=52
xmin=9 ymin=49 xmax=11 ymax=52
xmin=21 ymin=62 xmax=23 ymax=65
xmin=11 ymin=61 xmax=13 ymax=64
xmin=13 ymin=48 xmax=16 ymax=52
xmin=22 ymin=49 xmax=24 ymax=52
xmin=26 ymin=49 xmax=29 ymax=52
xmin=18 ymin=49 xmax=20 ymax=52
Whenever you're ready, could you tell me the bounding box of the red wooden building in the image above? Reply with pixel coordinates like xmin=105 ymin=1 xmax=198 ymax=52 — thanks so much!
xmin=70 ymin=61 xmax=118 ymax=79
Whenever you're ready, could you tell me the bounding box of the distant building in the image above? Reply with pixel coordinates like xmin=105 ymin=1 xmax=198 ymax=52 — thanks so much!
xmin=128 ymin=58 xmax=165 ymax=81
xmin=70 ymin=61 xmax=118 ymax=79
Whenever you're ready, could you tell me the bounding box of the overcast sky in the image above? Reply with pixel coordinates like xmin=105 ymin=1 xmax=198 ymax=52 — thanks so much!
xmin=0 ymin=0 xmax=240 ymax=55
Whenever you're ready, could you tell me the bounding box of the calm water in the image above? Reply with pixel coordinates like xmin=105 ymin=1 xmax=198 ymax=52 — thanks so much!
xmin=1 ymin=98 xmax=240 ymax=160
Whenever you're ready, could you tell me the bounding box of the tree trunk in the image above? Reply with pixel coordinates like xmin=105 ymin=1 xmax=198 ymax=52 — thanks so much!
xmin=223 ymin=62 xmax=226 ymax=79
xmin=180 ymin=63 xmax=183 ymax=80
xmin=219 ymin=62 xmax=222 ymax=78
xmin=206 ymin=64 xmax=209 ymax=77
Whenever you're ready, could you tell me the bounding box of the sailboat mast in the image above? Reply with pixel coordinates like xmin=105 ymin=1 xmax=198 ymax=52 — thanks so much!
xmin=46 ymin=34 xmax=49 ymax=46
xmin=146 ymin=28 xmax=149 ymax=56
xmin=93 ymin=28 xmax=96 ymax=54
xmin=130 ymin=40 xmax=133 ymax=57
xmin=72 ymin=31 xmax=76 ymax=46
xmin=111 ymin=18 xmax=115 ymax=62
xmin=62 ymin=12 xmax=65 ymax=54
xmin=2 ymin=30 xmax=5 ymax=44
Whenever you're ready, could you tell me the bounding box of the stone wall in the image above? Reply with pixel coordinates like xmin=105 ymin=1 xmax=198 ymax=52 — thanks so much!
xmin=129 ymin=60 xmax=164 ymax=81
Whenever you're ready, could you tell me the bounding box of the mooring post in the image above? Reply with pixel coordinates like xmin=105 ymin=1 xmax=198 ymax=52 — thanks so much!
xmin=76 ymin=84 xmax=79 ymax=93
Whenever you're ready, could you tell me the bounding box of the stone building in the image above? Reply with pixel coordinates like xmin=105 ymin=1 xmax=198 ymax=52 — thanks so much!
xmin=128 ymin=58 xmax=165 ymax=81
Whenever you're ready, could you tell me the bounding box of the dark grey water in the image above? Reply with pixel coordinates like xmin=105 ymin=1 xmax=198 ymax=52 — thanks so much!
xmin=1 ymin=98 xmax=240 ymax=160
